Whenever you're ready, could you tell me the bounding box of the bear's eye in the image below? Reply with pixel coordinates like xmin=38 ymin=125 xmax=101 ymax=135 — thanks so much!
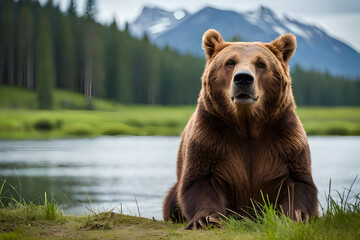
xmin=256 ymin=62 xmax=266 ymax=69
xmin=226 ymin=60 xmax=235 ymax=68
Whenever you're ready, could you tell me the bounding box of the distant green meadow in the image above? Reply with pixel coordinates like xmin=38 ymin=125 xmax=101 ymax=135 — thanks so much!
xmin=1 ymin=85 xmax=360 ymax=139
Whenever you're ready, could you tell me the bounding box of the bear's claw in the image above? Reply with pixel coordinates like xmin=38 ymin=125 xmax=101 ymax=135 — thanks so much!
xmin=184 ymin=214 xmax=222 ymax=230
xmin=295 ymin=210 xmax=309 ymax=222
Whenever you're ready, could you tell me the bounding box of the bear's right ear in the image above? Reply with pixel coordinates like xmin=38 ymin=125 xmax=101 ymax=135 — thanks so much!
xmin=202 ymin=29 xmax=225 ymax=60
xmin=270 ymin=33 xmax=296 ymax=63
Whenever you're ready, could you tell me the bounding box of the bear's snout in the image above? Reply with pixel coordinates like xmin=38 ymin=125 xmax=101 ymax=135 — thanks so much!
xmin=230 ymin=71 xmax=258 ymax=104
xmin=233 ymin=71 xmax=254 ymax=87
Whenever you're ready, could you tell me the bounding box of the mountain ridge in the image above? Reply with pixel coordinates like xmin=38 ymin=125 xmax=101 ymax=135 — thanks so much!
xmin=129 ymin=5 xmax=360 ymax=79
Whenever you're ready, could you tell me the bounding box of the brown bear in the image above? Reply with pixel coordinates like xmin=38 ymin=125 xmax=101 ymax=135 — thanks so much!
xmin=162 ymin=29 xmax=318 ymax=230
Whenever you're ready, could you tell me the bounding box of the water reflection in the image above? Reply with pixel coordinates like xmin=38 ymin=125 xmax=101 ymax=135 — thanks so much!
xmin=0 ymin=136 xmax=359 ymax=219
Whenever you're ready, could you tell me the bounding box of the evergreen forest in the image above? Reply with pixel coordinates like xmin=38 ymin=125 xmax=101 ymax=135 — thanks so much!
xmin=0 ymin=0 xmax=359 ymax=108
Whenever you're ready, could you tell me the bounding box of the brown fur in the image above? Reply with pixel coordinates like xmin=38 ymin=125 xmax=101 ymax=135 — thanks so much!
xmin=162 ymin=29 xmax=318 ymax=230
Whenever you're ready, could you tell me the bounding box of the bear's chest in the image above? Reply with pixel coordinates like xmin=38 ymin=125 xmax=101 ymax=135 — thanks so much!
xmin=216 ymin=137 xmax=289 ymax=203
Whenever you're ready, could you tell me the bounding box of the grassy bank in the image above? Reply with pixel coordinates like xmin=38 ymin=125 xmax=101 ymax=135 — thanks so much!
xmin=2 ymin=209 xmax=358 ymax=240
xmin=1 ymin=180 xmax=359 ymax=240
xmin=1 ymin=85 xmax=360 ymax=139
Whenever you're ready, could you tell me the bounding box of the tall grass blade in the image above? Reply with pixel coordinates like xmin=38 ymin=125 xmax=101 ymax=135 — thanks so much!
xmin=134 ymin=195 xmax=141 ymax=217
xmin=44 ymin=192 xmax=61 ymax=220
xmin=0 ymin=179 xmax=6 ymax=207
xmin=345 ymin=175 xmax=358 ymax=210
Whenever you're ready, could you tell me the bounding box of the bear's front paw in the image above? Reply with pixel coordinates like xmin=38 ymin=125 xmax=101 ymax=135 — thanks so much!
xmin=280 ymin=202 xmax=310 ymax=222
xmin=184 ymin=213 xmax=222 ymax=230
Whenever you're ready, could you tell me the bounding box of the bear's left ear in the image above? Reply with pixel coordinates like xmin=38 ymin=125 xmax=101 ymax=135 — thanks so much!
xmin=202 ymin=29 xmax=225 ymax=60
xmin=270 ymin=33 xmax=296 ymax=63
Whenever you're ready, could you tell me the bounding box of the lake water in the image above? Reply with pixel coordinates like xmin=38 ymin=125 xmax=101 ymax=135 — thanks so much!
xmin=0 ymin=136 xmax=359 ymax=220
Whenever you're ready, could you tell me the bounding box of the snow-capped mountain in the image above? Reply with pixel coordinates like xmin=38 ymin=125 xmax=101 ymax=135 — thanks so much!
xmin=129 ymin=6 xmax=189 ymax=40
xmin=130 ymin=6 xmax=360 ymax=78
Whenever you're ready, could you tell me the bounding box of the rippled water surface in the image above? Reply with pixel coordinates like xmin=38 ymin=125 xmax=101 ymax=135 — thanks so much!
xmin=0 ymin=136 xmax=359 ymax=219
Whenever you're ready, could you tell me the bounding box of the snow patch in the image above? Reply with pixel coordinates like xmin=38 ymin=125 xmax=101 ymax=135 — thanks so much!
xmin=244 ymin=11 xmax=258 ymax=25
xmin=148 ymin=18 xmax=171 ymax=34
xmin=273 ymin=26 xmax=287 ymax=35
xmin=285 ymin=21 xmax=309 ymax=40
xmin=263 ymin=14 xmax=274 ymax=23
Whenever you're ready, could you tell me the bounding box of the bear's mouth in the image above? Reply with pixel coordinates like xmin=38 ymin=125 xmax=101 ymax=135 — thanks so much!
xmin=231 ymin=93 xmax=258 ymax=104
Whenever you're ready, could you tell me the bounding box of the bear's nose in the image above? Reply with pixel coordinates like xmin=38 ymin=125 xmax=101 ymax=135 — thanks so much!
xmin=233 ymin=71 xmax=254 ymax=86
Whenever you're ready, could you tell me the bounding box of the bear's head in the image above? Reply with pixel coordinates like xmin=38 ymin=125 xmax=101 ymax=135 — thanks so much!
xmin=200 ymin=29 xmax=296 ymax=121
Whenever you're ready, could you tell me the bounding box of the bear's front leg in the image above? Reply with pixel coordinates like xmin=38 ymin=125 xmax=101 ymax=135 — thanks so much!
xmin=279 ymin=179 xmax=318 ymax=222
xmin=179 ymin=178 xmax=226 ymax=230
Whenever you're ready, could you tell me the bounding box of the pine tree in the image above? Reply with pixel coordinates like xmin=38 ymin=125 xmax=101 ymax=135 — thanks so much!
xmin=124 ymin=22 xmax=130 ymax=33
xmin=36 ymin=9 xmax=55 ymax=109
xmin=85 ymin=0 xmax=96 ymax=19
xmin=67 ymin=0 xmax=81 ymax=92
xmin=105 ymin=20 xmax=120 ymax=100
xmin=147 ymin=45 xmax=160 ymax=104
xmin=17 ymin=1 xmax=34 ymax=88
xmin=68 ymin=0 xmax=76 ymax=16
xmin=0 ymin=0 xmax=15 ymax=85
xmin=83 ymin=18 xmax=94 ymax=108
xmin=57 ymin=13 xmax=76 ymax=91
xmin=117 ymin=30 xmax=133 ymax=103
xmin=45 ymin=0 xmax=54 ymax=9
xmin=81 ymin=0 xmax=105 ymax=104
xmin=91 ymin=22 xmax=105 ymax=99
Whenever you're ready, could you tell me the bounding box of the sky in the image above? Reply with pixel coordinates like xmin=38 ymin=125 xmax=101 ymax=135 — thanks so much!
xmin=42 ymin=0 xmax=360 ymax=52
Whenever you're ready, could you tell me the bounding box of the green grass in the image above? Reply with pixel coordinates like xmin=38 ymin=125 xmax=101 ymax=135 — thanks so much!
xmin=296 ymin=107 xmax=360 ymax=136
xmin=0 ymin=107 xmax=195 ymax=139
xmin=0 ymin=179 xmax=359 ymax=239
xmin=220 ymin=180 xmax=360 ymax=240
xmin=0 ymin=85 xmax=195 ymax=139
xmin=0 ymin=179 xmax=63 ymax=223
xmin=1 ymin=85 xmax=360 ymax=139
xmin=0 ymin=85 xmax=123 ymax=111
